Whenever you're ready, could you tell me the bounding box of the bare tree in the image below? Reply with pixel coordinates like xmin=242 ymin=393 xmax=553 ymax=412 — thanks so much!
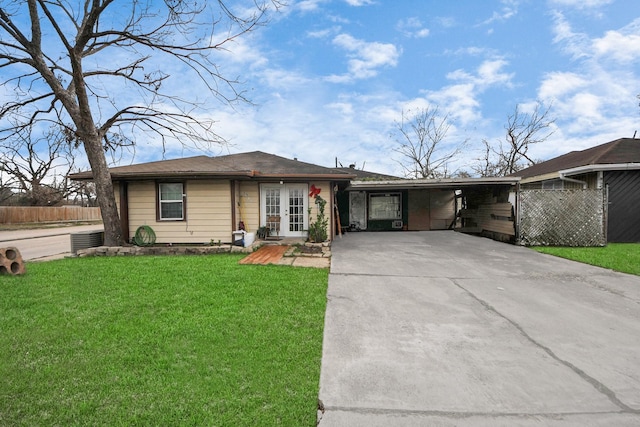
xmin=392 ymin=107 xmax=464 ymax=179
xmin=473 ymin=102 xmax=555 ymax=177
xmin=0 ymin=0 xmax=280 ymax=245
xmin=0 ymin=179 xmax=15 ymax=205
xmin=0 ymin=123 xmax=80 ymax=205
xmin=74 ymin=181 xmax=98 ymax=207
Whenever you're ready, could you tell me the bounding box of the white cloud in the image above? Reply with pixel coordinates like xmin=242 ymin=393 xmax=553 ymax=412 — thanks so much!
xmin=424 ymin=83 xmax=481 ymax=125
xmin=396 ymin=17 xmax=430 ymax=38
xmin=538 ymin=71 xmax=588 ymax=100
xmin=325 ymin=101 xmax=354 ymax=117
xmin=327 ymin=34 xmax=400 ymax=82
xmin=418 ymin=58 xmax=515 ymax=130
xmin=536 ymin=14 xmax=640 ymax=160
xmin=292 ymin=0 xmax=328 ymax=12
xmin=551 ymin=11 xmax=592 ymax=59
xmin=344 ymin=0 xmax=375 ymax=5
xmin=548 ymin=0 xmax=614 ymax=9
xmin=552 ymin=14 xmax=640 ymax=63
xmin=214 ymin=36 xmax=268 ymax=69
xmin=592 ymin=19 xmax=640 ymax=63
xmin=259 ymin=68 xmax=313 ymax=90
xmin=447 ymin=58 xmax=514 ymax=88
xmin=480 ymin=0 xmax=519 ymax=25
xmin=307 ymin=27 xmax=340 ymax=39
xmin=435 ymin=16 xmax=456 ymax=28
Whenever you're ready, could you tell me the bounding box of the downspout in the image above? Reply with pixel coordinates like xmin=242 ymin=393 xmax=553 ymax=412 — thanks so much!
xmin=230 ymin=180 xmax=237 ymax=232
xmin=559 ymin=172 xmax=587 ymax=189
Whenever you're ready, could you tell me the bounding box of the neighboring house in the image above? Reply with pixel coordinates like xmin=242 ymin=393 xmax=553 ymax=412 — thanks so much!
xmin=513 ymin=137 xmax=640 ymax=242
xmin=70 ymin=151 xmax=355 ymax=244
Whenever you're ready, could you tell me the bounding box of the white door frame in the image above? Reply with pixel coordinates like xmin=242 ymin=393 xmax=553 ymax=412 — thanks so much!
xmin=260 ymin=183 xmax=309 ymax=237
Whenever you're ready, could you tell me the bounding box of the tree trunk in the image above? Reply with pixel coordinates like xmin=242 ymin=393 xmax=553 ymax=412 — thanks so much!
xmin=83 ymin=133 xmax=123 ymax=246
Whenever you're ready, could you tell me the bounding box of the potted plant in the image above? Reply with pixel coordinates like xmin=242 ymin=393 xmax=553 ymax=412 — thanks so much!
xmin=256 ymin=226 xmax=269 ymax=240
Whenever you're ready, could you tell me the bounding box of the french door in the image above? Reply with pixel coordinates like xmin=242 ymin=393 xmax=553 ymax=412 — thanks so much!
xmin=261 ymin=184 xmax=308 ymax=237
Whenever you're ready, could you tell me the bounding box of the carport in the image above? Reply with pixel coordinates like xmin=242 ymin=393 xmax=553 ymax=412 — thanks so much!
xmin=336 ymin=176 xmax=520 ymax=242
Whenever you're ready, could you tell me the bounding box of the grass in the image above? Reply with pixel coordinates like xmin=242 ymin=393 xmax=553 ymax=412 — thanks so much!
xmin=534 ymin=243 xmax=640 ymax=276
xmin=0 ymin=254 xmax=328 ymax=426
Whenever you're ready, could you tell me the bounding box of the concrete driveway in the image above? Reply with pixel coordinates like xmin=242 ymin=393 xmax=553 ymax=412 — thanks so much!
xmin=318 ymin=231 xmax=640 ymax=426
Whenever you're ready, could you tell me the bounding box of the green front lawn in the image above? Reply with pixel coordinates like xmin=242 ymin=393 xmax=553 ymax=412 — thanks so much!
xmin=0 ymin=255 xmax=328 ymax=426
xmin=534 ymin=243 xmax=640 ymax=276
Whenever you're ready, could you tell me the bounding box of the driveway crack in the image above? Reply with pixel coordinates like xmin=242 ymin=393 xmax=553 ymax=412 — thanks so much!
xmin=451 ymin=279 xmax=638 ymax=414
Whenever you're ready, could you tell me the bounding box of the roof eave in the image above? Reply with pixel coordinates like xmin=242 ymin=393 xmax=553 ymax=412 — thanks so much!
xmin=257 ymin=173 xmax=355 ymax=181
xmin=347 ymin=177 xmax=520 ymax=190
xmin=560 ymin=163 xmax=640 ymax=176
xmin=70 ymin=171 xmax=355 ymax=182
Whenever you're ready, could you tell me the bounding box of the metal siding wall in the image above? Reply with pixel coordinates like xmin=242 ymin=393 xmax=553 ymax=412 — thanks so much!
xmin=604 ymin=170 xmax=640 ymax=243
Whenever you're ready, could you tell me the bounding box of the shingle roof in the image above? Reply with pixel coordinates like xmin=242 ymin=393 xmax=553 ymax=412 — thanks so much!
xmin=70 ymin=151 xmax=356 ymax=181
xmin=513 ymin=138 xmax=640 ymax=179
xmin=333 ymin=167 xmax=399 ymax=180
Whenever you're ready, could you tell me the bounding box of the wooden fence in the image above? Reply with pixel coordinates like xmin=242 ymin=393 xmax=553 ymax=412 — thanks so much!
xmin=0 ymin=206 xmax=102 ymax=224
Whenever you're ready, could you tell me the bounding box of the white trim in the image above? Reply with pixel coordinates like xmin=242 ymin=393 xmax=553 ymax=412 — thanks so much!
xmin=158 ymin=182 xmax=184 ymax=221
xmin=348 ymin=177 xmax=520 ymax=190
xmin=259 ymin=183 xmax=308 ymax=237
xmin=559 ymin=163 xmax=640 ymax=177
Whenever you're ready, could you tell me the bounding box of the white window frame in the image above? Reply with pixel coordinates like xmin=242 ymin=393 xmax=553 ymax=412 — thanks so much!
xmin=158 ymin=182 xmax=184 ymax=221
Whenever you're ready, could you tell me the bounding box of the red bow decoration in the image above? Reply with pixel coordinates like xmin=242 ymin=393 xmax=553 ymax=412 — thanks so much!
xmin=309 ymin=185 xmax=321 ymax=198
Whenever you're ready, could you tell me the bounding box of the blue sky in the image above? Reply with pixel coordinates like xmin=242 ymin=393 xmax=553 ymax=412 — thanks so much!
xmin=175 ymin=0 xmax=640 ymax=175
xmin=3 ymin=0 xmax=640 ymax=177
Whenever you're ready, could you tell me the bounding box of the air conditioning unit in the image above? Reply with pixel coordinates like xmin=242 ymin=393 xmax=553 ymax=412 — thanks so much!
xmin=392 ymin=220 xmax=403 ymax=229
xmin=70 ymin=230 xmax=104 ymax=254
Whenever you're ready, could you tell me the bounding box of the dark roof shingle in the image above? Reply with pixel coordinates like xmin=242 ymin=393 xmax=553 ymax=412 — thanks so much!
xmin=513 ymin=138 xmax=640 ymax=179
xmin=70 ymin=151 xmax=356 ymax=181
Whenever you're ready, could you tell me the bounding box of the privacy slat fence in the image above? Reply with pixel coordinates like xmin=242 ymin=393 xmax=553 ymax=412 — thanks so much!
xmin=0 ymin=206 xmax=101 ymax=224
xmin=518 ymin=189 xmax=606 ymax=247
xmin=459 ymin=202 xmax=515 ymax=236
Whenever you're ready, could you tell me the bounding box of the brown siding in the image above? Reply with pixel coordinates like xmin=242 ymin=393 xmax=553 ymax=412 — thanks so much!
xmin=407 ymin=189 xmax=455 ymax=231
xmin=408 ymin=190 xmax=430 ymax=230
xmin=430 ymin=190 xmax=455 ymax=230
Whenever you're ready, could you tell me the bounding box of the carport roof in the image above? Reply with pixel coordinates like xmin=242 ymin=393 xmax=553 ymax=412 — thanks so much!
xmin=347 ymin=176 xmax=520 ymax=190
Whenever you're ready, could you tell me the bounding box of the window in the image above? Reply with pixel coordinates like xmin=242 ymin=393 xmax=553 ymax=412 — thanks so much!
xmin=369 ymin=193 xmax=401 ymax=220
xmin=158 ymin=183 xmax=184 ymax=220
xmin=542 ymin=179 xmax=564 ymax=190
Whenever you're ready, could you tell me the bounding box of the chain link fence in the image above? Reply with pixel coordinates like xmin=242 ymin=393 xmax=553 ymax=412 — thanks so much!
xmin=518 ymin=189 xmax=606 ymax=246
